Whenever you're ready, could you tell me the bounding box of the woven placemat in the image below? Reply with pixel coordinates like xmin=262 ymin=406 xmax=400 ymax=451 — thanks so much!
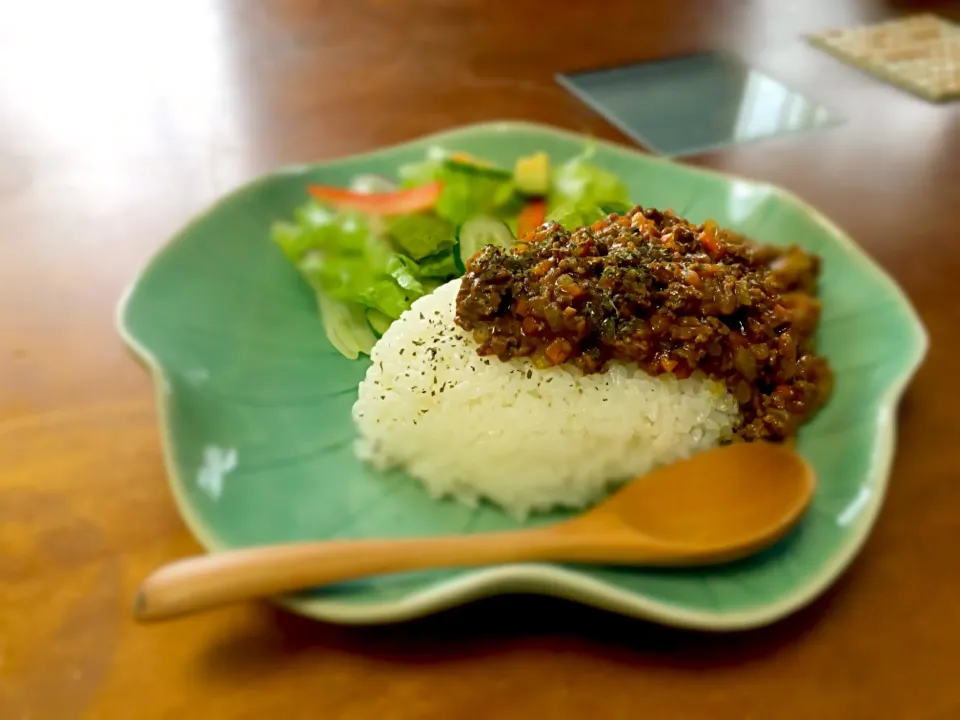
xmin=809 ymin=14 xmax=959 ymax=102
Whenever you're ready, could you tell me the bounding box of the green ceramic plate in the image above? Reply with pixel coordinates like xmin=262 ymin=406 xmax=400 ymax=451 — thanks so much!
xmin=119 ymin=121 xmax=926 ymax=630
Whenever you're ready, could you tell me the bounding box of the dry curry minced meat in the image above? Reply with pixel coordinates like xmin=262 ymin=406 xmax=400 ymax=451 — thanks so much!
xmin=454 ymin=206 xmax=833 ymax=440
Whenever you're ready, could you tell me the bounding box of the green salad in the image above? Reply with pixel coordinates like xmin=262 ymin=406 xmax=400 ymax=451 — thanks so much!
xmin=272 ymin=145 xmax=630 ymax=359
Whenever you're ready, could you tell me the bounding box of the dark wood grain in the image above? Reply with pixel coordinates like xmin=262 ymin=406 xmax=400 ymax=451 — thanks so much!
xmin=1 ymin=1 xmax=958 ymax=718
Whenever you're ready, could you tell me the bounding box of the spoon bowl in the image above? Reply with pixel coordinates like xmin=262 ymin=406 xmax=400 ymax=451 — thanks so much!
xmin=578 ymin=441 xmax=813 ymax=560
xmin=134 ymin=442 xmax=814 ymax=622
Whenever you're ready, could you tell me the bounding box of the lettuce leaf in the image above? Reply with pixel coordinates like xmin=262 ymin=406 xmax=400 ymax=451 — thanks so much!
xmin=387 ymin=213 xmax=455 ymax=260
xmin=401 ymin=149 xmax=526 ymax=226
xmin=550 ymin=145 xmax=629 ymax=213
xmin=397 ymin=146 xmax=447 ymax=187
xmin=360 ymin=278 xmax=416 ymax=319
xmin=417 ymin=249 xmax=460 ymax=279
xmin=386 ymin=254 xmax=426 ymax=296
xmin=545 ymin=203 xmax=607 ymax=229
xmin=428 ymin=163 xmax=520 ymax=226
xmin=315 ymin=292 xmax=377 ymax=360
xmin=272 ymin=202 xmax=423 ymax=322
xmin=273 ymin=207 xmax=371 ymax=259
xmin=272 ymin=195 xmax=463 ymax=334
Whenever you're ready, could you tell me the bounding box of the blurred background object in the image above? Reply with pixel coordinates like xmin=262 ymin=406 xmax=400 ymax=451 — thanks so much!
xmin=558 ymin=51 xmax=843 ymax=156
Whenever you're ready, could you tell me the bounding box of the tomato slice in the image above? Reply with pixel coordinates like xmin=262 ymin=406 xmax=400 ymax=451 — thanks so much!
xmin=517 ymin=199 xmax=547 ymax=238
xmin=307 ymin=182 xmax=443 ymax=215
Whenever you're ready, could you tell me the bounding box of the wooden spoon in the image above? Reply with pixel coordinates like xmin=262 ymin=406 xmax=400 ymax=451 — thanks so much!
xmin=134 ymin=442 xmax=813 ymax=622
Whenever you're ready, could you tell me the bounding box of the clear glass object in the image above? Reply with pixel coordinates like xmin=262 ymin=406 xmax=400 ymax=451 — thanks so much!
xmin=557 ymin=52 xmax=843 ymax=156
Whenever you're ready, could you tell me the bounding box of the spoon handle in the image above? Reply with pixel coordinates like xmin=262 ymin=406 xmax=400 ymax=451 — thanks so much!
xmin=134 ymin=525 xmax=626 ymax=622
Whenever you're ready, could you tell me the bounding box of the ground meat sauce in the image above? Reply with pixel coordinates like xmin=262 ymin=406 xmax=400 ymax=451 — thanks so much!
xmin=454 ymin=206 xmax=833 ymax=440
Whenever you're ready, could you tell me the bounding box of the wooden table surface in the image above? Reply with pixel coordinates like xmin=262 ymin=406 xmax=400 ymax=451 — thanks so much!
xmin=2 ymin=1 xmax=959 ymax=718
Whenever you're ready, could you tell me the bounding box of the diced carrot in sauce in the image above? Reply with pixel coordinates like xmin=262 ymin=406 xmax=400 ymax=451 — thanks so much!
xmin=514 ymin=297 xmax=529 ymax=315
xmin=544 ymin=338 xmax=571 ymax=365
xmin=673 ymin=362 xmax=693 ymax=380
xmin=455 ymin=206 xmax=831 ymax=442
xmin=532 ymin=260 xmax=553 ymax=277
xmin=700 ymin=264 xmax=721 ymax=277
xmin=660 ymin=356 xmax=678 ymax=373
xmin=700 ymin=230 xmax=723 ymax=257
xmin=660 ymin=232 xmax=680 ymax=252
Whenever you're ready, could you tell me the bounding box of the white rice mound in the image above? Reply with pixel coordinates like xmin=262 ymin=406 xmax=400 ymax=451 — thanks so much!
xmin=353 ymin=278 xmax=740 ymax=518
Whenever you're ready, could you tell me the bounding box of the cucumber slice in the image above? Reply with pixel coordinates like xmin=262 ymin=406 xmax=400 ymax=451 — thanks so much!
xmin=456 ymin=216 xmax=513 ymax=270
xmin=514 ymin=152 xmax=551 ymax=195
